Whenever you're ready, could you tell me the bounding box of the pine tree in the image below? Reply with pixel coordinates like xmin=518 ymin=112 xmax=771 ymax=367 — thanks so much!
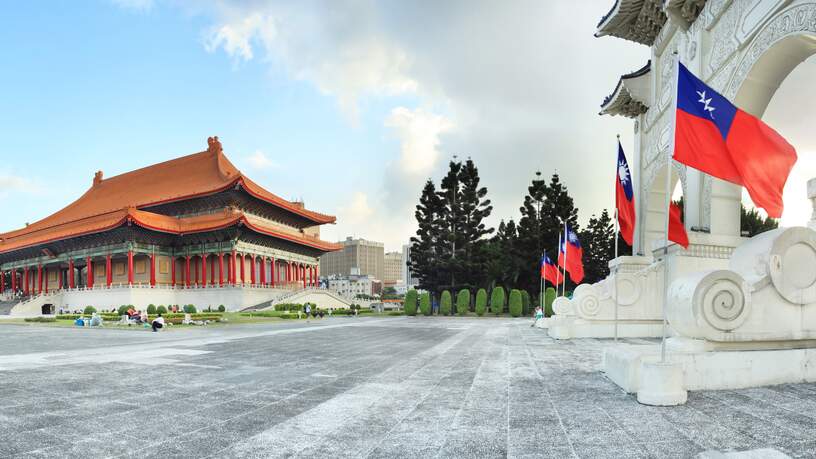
xmin=741 ymin=205 xmax=778 ymax=237
xmin=457 ymin=158 xmax=494 ymax=288
xmin=408 ymin=180 xmax=444 ymax=293
xmin=579 ymin=209 xmax=616 ymax=284
xmin=516 ymin=172 xmax=579 ymax=296
xmin=485 ymin=219 xmax=520 ymax=289
xmin=437 ymin=160 xmax=463 ymax=291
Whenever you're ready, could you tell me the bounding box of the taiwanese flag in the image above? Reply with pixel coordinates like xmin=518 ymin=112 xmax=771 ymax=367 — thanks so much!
xmin=674 ymin=62 xmax=796 ymax=218
xmin=615 ymin=141 xmax=635 ymax=246
xmin=540 ymin=255 xmax=562 ymax=286
xmin=558 ymin=226 xmax=584 ymax=283
xmin=669 ymin=202 xmax=689 ymax=249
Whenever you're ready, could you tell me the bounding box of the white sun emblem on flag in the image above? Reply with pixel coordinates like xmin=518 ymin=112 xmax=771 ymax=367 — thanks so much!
xmin=568 ymin=232 xmax=578 ymax=243
xmin=618 ymin=160 xmax=630 ymax=186
xmin=696 ymin=90 xmax=716 ymax=119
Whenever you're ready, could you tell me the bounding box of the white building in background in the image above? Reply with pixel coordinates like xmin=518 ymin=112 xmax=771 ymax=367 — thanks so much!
xmin=325 ymin=271 xmax=380 ymax=299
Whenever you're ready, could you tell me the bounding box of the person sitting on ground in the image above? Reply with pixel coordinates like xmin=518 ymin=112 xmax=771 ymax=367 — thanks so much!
xmin=531 ymin=306 xmax=544 ymax=327
xmin=89 ymin=312 xmax=102 ymax=327
xmin=151 ymin=313 xmax=165 ymax=332
xmin=74 ymin=316 xmax=84 ymax=327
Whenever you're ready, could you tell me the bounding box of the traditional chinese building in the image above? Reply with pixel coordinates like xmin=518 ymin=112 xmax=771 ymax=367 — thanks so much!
xmin=0 ymin=137 xmax=340 ymax=314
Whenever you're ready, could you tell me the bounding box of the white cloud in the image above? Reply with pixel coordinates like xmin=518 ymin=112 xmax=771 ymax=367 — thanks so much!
xmin=0 ymin=174 xmax=30 ymax=191
xmin=385 ymin=107 xmax=453 ymax=175
xmin=246 ymin=150 xmax=279 ymax=170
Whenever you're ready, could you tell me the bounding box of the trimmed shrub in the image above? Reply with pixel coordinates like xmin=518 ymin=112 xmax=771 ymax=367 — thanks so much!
xmin=490 ymin=287 xmax=506 ymax=316
xmin=83 ymin=306 xmax=96 ymax=315
xmin=26 ymin=316 xmax=56 ymax=323
xmin=509 ymin=289 xmax=522 ymax=317
xmin=439 ymin=290 xmax=452 ymax=316
xmin=118 ymin=305 xmax=130 ymax=316
xmin=183 ymin=304 xmax=197 ymax=314
xmin=545 ymin=287 xmax=556 ymax=317
xmin=475 ymin=289 xmax=488 ymax=316
xmin=147 ymin=304 xmax=157 ymax=315
xmin=157 ymin=305 xmax=167 ymax=314
xmin=456 ymin=289 xmax=470 ymax=316
xmin=404 ymin=289 xmax=418 ymax=316
xmin=521 ymin=290 xmax=531 ymax=316
xmin=419 ymin=292 xmax=432 ymax=316
xmin=218 ymin=304 xmax=226 ymax=312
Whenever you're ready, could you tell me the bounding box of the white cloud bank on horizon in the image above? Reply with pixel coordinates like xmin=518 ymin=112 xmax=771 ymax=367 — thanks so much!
xmin=115 ymin=0 xmax=816 ymax=250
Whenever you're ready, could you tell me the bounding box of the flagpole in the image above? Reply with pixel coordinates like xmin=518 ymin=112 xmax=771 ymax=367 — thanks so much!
xmin=555 ymin=232 xmax=562 ymax=296
xmin=562 ymin=221 xmax=568 ymax=298
xmin=614 ymin=134 xmax=621 ymax=343
xmin=661 ymin=52 xmax=680 ymax=363
xmin=540 ymin=250 xmax=545 ymax=310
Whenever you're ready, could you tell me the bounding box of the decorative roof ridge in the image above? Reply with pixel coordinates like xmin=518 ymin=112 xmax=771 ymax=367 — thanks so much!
xmin=600 ymin=60 xmax=651 ymax=118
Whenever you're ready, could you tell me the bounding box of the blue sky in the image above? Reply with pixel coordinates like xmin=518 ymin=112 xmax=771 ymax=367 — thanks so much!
xmin=1 ymin=1 xmax=813 ymax=252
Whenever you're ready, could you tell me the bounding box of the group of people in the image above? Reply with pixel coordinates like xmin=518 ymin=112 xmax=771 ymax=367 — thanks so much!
xmin=122 ymin=307 xmax=165 ymax=332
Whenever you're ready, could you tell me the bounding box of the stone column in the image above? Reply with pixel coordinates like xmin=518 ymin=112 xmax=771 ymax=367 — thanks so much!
xmin=808 ymin=178 xmax=816 ymax=231
xmin=127 ymin=250 xmax=134 ymax=285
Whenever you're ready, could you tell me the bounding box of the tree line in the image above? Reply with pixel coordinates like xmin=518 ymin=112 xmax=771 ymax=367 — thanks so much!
xmin=407 ymin=157 xmax=777 ymax=309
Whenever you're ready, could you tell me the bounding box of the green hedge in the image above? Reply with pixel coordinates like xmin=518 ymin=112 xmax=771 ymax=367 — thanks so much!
xmin=147 ymin=304 xmax=157 ymax=315
xmin=157 ymin=305 xmax=167 ymax=314
xmin=490 ymin=287 xmax=506 ymax=316
xmin=25 ymin=317 xmax=56 ymax=323
xmin=475 ymin=289 xmax=487 ymax=316
xmin=545 ymin=287 xmax=556 ymax=317
xmin=83 ymin=306 xmax=96 ymax=315
xmin=509 ymin=289 xmax=522 ymax=317
xmin=404 ymin=290 xmax=418 ymax=316
xmin=456 ymin=289 xmax=470 ymax=316
xmin=439 ymin=290 xmax=452 ymax=316
xmin=521 ymin=290 xmax=531 ymax=316
xmin=419 ymin=292 xmax=432 ymax=316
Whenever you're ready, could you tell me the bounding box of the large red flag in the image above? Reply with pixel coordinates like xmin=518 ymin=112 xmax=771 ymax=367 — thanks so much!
xmin=558 ymin=226 xmax=584 ymax=283
xmin=540 ymin=255 xmax=562 ymax=286
xmin=615 ymin=141 xmax=635 ymax=245
xmin=673 ymin=62 xmax=796 ymax=218
xmin=669 ymin=203 xmax=689 ymax=249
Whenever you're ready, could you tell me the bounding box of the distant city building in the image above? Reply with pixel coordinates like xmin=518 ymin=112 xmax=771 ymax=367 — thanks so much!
xmin=402 ymin=244 xmax=419 ymax=288
xmin=319 ymin=237 xmax=384 ymax=280
xmin=326 ymin=273 xmax=379 ymax=299
xmin=383 ymin=251 xmax=403 ymax=285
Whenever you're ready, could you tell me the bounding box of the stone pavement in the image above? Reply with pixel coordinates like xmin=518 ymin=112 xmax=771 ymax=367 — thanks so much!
xmin=0 ymin=317 xmax=815 ymax=458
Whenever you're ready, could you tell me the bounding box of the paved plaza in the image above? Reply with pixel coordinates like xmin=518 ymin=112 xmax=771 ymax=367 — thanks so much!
xmin=1 ymin=317 xmax=815 ymax=458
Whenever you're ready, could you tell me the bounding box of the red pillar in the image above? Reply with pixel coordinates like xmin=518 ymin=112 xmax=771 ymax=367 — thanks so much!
xmin=231 ymin=250 xmax=237 ymax=285
xmin=11 ymin=269 xmax=16 ymax=293
xmin=202 ymin=254 xmax=208 ymax=287
xmin=57 ymin=267 xmax=61 ymax=291
xmin=0 ymin=271 xmax=4 ymax=295
xmin=218 ymin=252 xmax=224 ymax=286
xmin=171 ymin=257 xmax=176 ymax=287
xmin=44 ymin=267 xmax=49 ymax=293
xmin=69 ymin=260 xmax=75 ymax=289
xmin=260 ymin=257 xmax=267 ymax=287
xmin=23 ymin=268 xmax=29 ymax=295
xmin=149 ymin=253 xmax=156 ymax=287
xmin=185 ymin=256 xmax=191 ymax=288
xmin=127 ymin=250 xmax=134 ymax=285
xmin=270 ymin=258 xmax=276 ymax=287
xmin=105 ymin=254 xmax=112 ymax=288
xmin=301 ymin=264 xmax=306 ymax=288
xmin=86 ymin=257 xmax=93 ymax=288
xmin=250 ymin=255 xmax=256 ymax=285
xmin=239 ymin=253 xmax=245 ymax=285
xmin=210 ymin=256 xmax=215 ymax=285
xmin=37 ymin=264 xmax=43 ymax=294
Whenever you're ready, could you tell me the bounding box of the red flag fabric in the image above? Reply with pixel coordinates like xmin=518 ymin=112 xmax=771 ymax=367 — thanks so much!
xmin=669 ymin=203 xmax=689 ymax=249
xmin=615 ymin=141 xmax=635 ymax=245
xmin=674 ymin=62 xmax=796 ymax=218
xmin=558 ymin=226 xmax=584 ymax=283
xmin=540 ymin=255 xmax=562 ymax=286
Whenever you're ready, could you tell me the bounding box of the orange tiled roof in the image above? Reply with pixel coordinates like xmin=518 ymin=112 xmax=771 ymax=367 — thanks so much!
xmin=0 ymin=137 xmax=337 ymax=253
xmin=0 ymin=206 xmax=342 ymax=254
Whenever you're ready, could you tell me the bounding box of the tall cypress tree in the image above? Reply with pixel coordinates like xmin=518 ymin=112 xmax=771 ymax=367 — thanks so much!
xmin=437 ymin=160 xmax=463 ymax=291
xmin=485 ymin=219 xmax=519 ymax=289
xmin=408 ymin=180 xmax=444 ymax=293
xmin=457 ymin=158 xmax=493 ymax=288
